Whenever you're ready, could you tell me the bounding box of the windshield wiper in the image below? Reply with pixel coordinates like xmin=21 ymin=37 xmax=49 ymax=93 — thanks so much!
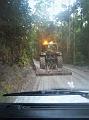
xmin=3 ymin=89 xmax=89 ymax=98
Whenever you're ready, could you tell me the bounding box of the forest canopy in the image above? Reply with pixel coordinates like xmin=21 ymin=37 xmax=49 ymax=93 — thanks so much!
xmin=0 ymin=0 xmax=89 ymax=66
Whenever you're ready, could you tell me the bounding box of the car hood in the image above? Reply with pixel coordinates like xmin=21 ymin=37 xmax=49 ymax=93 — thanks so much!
xmin=0 ymin=95 xmax=89 ymax=103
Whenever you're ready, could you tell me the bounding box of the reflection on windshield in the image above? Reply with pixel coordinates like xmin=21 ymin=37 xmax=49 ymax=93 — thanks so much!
xmin=0 ymin=0 xmax=89 ymax=96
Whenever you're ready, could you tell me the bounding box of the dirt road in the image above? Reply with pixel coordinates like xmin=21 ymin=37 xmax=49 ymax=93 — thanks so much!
xmin=21 ymin=60 xmax=89 ymax=92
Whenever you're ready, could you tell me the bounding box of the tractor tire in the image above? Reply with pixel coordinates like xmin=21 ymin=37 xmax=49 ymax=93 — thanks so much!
xmin=40 ymin=57 xmax=46 ymax=69
xmin=57 ymin=56 xmax=63 ymax=68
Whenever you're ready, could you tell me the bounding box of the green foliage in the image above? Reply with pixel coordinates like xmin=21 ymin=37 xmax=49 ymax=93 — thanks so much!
xmin=0 ymin=0 xmax=89 ymax=66
xmin=74 ymin=52 xmax=86 ymax=65
xmin=18 ymin=49 xmax=29 ymax=66
xmin=0 ymin=0 xmax=32 ymax=66
xmin=55 ymin=0 xmax=89 ymax=65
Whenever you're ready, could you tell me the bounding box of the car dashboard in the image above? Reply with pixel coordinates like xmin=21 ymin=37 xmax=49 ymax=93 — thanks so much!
xmin=0 ymin=103 xmax=89 ymax=119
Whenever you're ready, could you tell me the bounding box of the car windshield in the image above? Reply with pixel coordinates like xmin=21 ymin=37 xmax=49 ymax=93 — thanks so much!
xmin=0 ymin=0 xmax=89 ymax=97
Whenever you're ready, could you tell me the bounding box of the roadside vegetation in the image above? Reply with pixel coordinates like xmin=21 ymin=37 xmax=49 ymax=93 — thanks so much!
xmin=0 ymin=0 xmax=89 ymax=94
xmin=0 ymin=0 xmax=89 ymax=66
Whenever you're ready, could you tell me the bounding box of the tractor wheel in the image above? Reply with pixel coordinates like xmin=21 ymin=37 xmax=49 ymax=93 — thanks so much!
xmin=57 ymin=56 xmax=63 ymax=68
xmin=40 ymin=57 xmax=46 ymax=69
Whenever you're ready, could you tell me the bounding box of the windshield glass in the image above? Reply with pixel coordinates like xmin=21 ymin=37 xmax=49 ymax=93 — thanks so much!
xmin=0 ymin=0 xmax=89 ymax=96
